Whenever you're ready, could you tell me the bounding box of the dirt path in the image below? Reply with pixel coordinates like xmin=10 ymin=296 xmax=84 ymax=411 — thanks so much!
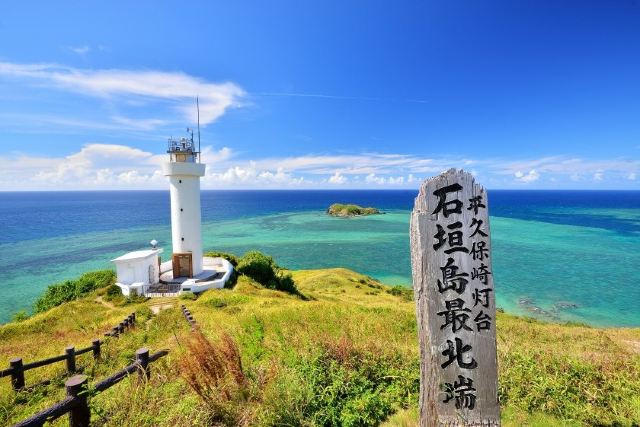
xmin=95 ymin=296 xmax=116 ymax=310
xmin=150 ymin=303 xmax=175 ymax=314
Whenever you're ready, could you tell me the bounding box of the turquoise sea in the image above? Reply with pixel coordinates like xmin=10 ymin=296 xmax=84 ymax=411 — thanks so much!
xmin=0 ymin=190 xmax=639 ymax=327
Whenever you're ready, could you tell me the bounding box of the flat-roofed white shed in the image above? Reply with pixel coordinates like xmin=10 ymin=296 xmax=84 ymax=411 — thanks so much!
xmin=112 ymin=249 xmax=163 ymax=296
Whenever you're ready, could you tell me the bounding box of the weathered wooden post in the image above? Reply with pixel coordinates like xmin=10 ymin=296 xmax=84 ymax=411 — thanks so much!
xmin=66 ymin=375 xmax=90 ymax=427
xmin=92 ymin=339 xmax=101 ymax=360
xmin=65 ymin=346 xmax=76 ymax=375
xmin=410 ymin=169 xmax=500 ymax=426
xmin=135 ymin=348 xmax=150 ymax=381
xmin=10 ymin=357 xmax=25 ymax=390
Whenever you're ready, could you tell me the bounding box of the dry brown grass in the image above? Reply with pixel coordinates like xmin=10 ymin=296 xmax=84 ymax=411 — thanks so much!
xmin=180 ymin=330 xmax=251 ymax=425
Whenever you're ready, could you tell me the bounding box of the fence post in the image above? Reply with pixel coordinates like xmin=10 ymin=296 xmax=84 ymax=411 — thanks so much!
xmin=92 ymin=339 xmax=101 ymax=360
xmin=65 ymin=346 xmax=76 ymax=374
xmin=66 ymin=375 xmax=90 ymax=427
xmin=135 ymin=348 xmax=150 ymax=381
xmin=9 ymin=358 xmax=25 ymax=390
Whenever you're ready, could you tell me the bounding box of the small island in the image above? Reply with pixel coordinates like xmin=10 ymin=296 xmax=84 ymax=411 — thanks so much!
xmin=327 ymin=203 xmax=381 ymax=217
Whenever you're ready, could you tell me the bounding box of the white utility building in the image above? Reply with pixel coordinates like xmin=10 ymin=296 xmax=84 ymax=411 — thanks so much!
xmin=111 ymin=249 xmax=163 ymax=297
xmin=112 ymin=131 xmax=233 ymax=297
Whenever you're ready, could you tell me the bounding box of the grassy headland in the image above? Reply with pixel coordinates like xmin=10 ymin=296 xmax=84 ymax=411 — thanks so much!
xmin=1 ymin=257 xmax=639 ymax=426
xmin=327 ymin=203 xmax=381 ymax=217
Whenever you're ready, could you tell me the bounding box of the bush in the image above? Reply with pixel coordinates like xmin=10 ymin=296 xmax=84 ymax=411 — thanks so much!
xmin=180 ymin=291 xmax=197 ymax=301
xmin=205 ymin=251 xmax=239 ymax=267
xmin=11 ymin=310 xmax=29 ymax=322
xmin=237 ymin=251 xmax=300 ymax=295
xmin=33 ymin=270 xmax=116 ymax=313
xmin=386 ymin=286 xmax=413 ymax=302
xmin=135 ymin=305 xmax=154 ymax=321
xmin=237 ymin=251 xmax=278 ymax=285
xmin=261 ymin=336 xmax=419 ymax=426
xmin=75 ymin=270 xmax=116 ymax=293
xmin=104 ymin=284 xmax=123 ymax=301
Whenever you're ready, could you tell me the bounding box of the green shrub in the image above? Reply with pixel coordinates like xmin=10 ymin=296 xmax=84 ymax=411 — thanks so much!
xmin=262 ymin=339 xmax=418 ymax=426
xmin=180 ymin=291 xmax=197 ymax=301
xmin=205 ymin=251 xmax=239 ymax=267
xmin=237 ymin=251 xmax=278 ymax=285
xmin=75 ymin=270 xmax=116 ymax=293
xmin=135 ymin=305 xmax=154 ymax=321
xmin=125 ymin=291 xmax=146 ymax=305
xmin=237 ymin=251 xmax=300 ymax=295
xmin=104 ymin=284 xmax=122 ymax=300
xmin=11 ymin=310 xmax=29 ymax=322
xmin=33 ymin=269 xmax=116 ymax=313
xmin=277 ymin=273 xmax=298 ymax=294
xmin=386 ymin=286 xmax=413 ymax=302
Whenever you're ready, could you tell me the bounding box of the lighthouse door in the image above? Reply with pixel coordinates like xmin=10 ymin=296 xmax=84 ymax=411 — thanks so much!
xmin=172 ymin=253 xmax=193 ymax=278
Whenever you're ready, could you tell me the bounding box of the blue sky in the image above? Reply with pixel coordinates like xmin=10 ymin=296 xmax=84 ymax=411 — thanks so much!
xmin=0 ymin=0 xmax=639 ymax=190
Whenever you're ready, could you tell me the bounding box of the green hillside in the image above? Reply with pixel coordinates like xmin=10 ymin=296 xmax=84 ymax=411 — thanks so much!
xmin=1 ymin=263 xmax=639 ymax=426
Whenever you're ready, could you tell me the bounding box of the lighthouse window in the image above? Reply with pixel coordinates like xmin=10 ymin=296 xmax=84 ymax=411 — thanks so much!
xmin=179 ymin=179 xmax=182 ymax=183
xmin=181 ymin=237 xmax=185 ymax=241
xmin=180 ymin=208 xmax=183 ymax=212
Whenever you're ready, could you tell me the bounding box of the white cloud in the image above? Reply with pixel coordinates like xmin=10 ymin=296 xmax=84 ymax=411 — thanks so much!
xmin=203 ymin=162 xmax=306 ymax=188
xmin=365 ymin=173 xmax=385 ymax=185
xmin=69 ymin=46 xmax=90 ymax=55
xmin=1 ymin=144 xmax=639 ymax=190
xmin=0 ymin=61 xmax=245 ymax=129
xmin=328 ymin=172 xmax=347 ymax=185
xmin=514 ymin=169 xmax=540 ymax=183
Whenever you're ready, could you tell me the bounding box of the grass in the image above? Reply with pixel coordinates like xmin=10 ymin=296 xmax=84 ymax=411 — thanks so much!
xmin=1 ymin=267 xmax=639 ymax=426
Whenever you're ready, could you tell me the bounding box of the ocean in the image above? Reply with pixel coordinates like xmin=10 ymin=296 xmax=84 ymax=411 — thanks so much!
xmin=0 ymin=190 xmax=638 ymax=327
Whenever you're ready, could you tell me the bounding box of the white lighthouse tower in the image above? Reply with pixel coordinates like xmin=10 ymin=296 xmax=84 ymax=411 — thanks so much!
xmin=161 ymin=133 xmax=206 ymax=278
xmin=111 ymin=127 xmax=234 ymax=297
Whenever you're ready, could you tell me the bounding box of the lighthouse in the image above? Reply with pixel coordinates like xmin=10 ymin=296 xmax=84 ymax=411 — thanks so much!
xmin=161 ymin=133 xmax=206 ymax=278
xmin=111 ymin=128 xmax=234 ymax=297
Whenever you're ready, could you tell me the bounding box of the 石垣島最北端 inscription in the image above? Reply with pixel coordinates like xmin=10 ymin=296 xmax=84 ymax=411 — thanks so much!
xmin=410 ymin=169 xmax=500 ymax=426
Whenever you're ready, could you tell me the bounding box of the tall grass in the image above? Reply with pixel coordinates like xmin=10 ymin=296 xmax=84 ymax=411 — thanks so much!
xmin=180 ymin=330 xmax=252 ymax=425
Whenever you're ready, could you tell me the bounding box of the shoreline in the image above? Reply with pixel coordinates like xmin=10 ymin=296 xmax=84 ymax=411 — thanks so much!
xmin=2 ymin=264 xmax=637 ymax=330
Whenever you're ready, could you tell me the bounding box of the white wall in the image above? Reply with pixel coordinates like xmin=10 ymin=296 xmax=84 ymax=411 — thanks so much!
xmin=163 ymin=162 xmax=206 ymax=275
xmin=115 ymin=256 xmax=159 ymax=286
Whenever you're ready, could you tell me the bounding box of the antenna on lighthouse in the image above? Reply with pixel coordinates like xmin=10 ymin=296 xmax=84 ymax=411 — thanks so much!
xmin=196 ymin=96 xmax=201 ymax=163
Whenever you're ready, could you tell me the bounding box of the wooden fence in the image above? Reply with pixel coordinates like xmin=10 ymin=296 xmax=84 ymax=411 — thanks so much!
xmin=0 ymin=312 xmax=136 ymax=391
xmin=11 ymin=347 xmax=169 ymax=427
xmin=180 ymin=304 xmax=197 ymax=329
xmin=103 ymin=312 xmax=136 ymax=337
